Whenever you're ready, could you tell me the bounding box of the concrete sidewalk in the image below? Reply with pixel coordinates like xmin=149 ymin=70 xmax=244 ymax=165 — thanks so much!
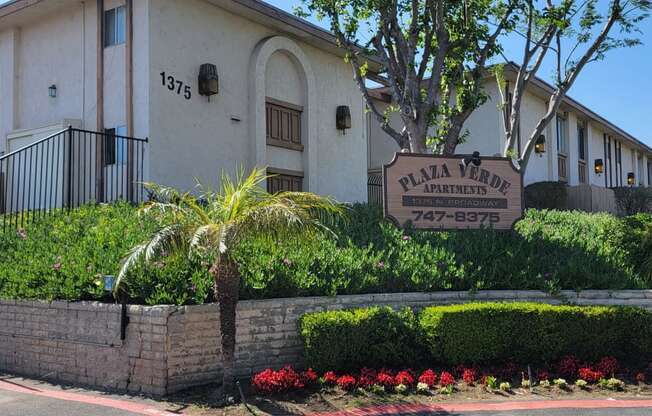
xmin=309 ymin=400 xmax=652 ymax=416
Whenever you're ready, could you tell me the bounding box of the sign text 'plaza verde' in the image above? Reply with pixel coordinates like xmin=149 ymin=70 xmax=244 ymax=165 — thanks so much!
xmin=383 ymin=153 xmax=523 ymax=230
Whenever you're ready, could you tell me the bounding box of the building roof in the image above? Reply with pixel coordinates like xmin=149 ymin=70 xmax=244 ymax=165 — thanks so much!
xmin=0 ymin=0 xmax=383 ymax=70
xmin=369 ymin=63 xmax=651 ymax=154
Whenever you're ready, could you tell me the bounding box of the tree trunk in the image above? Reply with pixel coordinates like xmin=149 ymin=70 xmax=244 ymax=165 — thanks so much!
xmin=211 ymin=258 xmax=240 ymax=399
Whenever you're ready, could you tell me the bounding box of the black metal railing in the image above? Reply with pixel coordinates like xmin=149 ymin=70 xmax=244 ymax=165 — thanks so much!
xmin=368 ymin=172 xmax=383 ymax=206
xmin=0 ymin=126 xmax=148 ymax=231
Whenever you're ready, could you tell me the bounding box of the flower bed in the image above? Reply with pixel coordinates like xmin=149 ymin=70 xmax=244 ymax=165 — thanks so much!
xmin=250 ymin=356 xmax=652 ymax=397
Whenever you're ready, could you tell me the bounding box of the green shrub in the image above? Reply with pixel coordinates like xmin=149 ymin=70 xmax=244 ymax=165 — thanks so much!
xmin=0 ymin=203 xmax=212 ymax=305
xmin=0 ymin=203 xmax=650 ymax=305
xmin=622 ymin=214 xmax=652 ymax=284
xmin=613 ymin=187 xmax=652 ymax=215
xmin=524 ymin=182 xmax=568 ymax=210
xmin=419 ymin=302 xmax=652 ymax=366
xmin=299 ymin=307 xmax=424 ymax=372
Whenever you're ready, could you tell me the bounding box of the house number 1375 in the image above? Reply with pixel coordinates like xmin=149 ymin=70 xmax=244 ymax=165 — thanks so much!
xmin=160 ymin=72 xmax=192 ymax=100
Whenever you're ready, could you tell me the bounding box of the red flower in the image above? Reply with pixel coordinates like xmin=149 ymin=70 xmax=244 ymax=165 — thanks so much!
xmin=595 ymin=357 xmax=619 ymax=377
xmin=376 ymin=370 xmax=396 ymax=389
xmin=636 ymin=372 xmax=646 ymax=383
xmin=395 ymin=370 xmax=415 ymax=386
xmin=302 ymin=368 xmax=318 ymax=385
xmin=252 ymin=366 xmax=304 ymax=394
xmin=440 ymin=371 xmax=456 ymax=387
xmin=357 ymin=368 xmax=377 ymax=388
xmin=323 ymin=371 xmax=338 ymax=385
xmin=578 ymin=367 xmax=604 ymax=383
xmin=418 ymin=369 xmax=438 ymax=388
xmin=556 ymin=355 xmax=581 ymax=379
xmin=462 ymin=368 xmax=477 ymax=385
xmin=337 ymin=375 xmax=357 ymax=391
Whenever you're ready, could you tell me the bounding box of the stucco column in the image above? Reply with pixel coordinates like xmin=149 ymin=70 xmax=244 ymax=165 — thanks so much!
xmin=568 ymin=114 xmax=579 ymax=185
xmin=643 ymin=154 xmax=649 ymax=187
xmin=549 ymin=112 xmax=559 ymax=181
xmin=633 ymin=149 xmax=639 ymax=186
xmin=585 ymin=122 xmax=593 ymax=185
xmin=0 ymin=28 xmax=20 ymax=153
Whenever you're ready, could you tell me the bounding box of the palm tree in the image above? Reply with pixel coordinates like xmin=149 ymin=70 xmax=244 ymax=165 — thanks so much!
xmin=115 ymin=167 xmax=343 ymax=397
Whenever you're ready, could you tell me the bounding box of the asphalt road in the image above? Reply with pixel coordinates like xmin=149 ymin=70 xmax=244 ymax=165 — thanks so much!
xmin=4 ymin=387 xmax=652 ymax=416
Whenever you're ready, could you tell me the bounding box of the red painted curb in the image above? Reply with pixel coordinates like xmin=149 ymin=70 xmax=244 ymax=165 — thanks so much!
xmin=0 ymin=379 xmax=180 ymax=416
xmin=309 ymin=399 xmax=652 ymax=415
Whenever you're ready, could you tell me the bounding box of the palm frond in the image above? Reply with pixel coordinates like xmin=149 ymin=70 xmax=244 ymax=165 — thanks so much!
xmin=114 ymin=224 xmax=184 ymax=296
xmin=114 ymin=242 xmax=149 ymax=296
xmin=117 ymin=167 xmax=345 ymax=300
xmin=190 ymin=223 xmax=228 ymax=256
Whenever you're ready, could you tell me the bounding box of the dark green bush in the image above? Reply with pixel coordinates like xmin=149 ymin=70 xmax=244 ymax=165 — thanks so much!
xmin=299 ymin=307 xmax=424 ymax=372
xmin=419 ymin=302 xmax=652 ymax=366
xmin=613 ymin=187 xmax=652 ymax=215
xmin=524 ymin=181 xmax=568 ymax=210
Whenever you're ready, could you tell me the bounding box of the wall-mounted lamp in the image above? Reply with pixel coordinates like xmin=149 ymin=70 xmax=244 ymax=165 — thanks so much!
xmin=594 ymin=159 xmax=604 ymax=175
xmin=198 ymin=63 xmax=219 ymax=101
xmin=628 ymin=172 xmax=635 ymax=186
xmin=534 ymin=134 xmax=545 ymax=155
xmin=336 ymin=105 xmax=351 ymax=132
xmin=48 ymin=84 xmax=57 ymax=98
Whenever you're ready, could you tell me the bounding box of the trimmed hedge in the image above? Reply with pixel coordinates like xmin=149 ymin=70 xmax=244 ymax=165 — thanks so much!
xmin=524 ymin=181 xmax=568 ymax=210
xmin=299 ymin=307 xmax=425 ymax=372
xmin=419 ymin=302 xmax=652 ymax=365
xmin=613 ymin=187 xmax=652 ymax=215
xmin=299 ymin=303 xmax=652 ymax=371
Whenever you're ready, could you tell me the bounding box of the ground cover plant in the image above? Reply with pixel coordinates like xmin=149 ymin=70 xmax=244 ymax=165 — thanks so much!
xmin=1 ymin=203 xmax=651 ymax=304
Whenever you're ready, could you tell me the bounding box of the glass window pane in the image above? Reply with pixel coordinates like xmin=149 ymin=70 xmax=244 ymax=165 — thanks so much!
xmin=578 ymin=126 xmax=586 ymax=160
xmin=116 ymin=6 xmax=126 ymax=45
xmin=104 ymin=8 xmax=116 ymax=47
xmin=116 ymin=125 xmax=127 ymax=164
xmin=556 ymin=116 xmax=568 ymax=154
xmin=104 ymin=128 xmax=116 ymax=165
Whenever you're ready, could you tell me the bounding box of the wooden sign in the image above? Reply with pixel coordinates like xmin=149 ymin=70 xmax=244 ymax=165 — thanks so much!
xmin=383 ymin=153 xmax=523 ymax=230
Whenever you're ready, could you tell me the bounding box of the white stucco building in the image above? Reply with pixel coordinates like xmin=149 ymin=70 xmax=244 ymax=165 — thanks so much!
xmin=368 ymin=64 xmax=652 ymax=192
xmin=1 ymin=0 xmax=649 ymax=216
xmin=0 ymin=0 xmax=378 ymax=211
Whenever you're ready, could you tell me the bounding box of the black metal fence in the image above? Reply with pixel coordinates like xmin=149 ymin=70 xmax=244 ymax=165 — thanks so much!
xmin=368 ymin=172 xmax=383 ymax=206
xmin=0 ymin=127 xmax=148 ymax=231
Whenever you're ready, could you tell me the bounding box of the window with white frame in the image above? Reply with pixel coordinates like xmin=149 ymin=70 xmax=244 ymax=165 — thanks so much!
xmin=104 ymin=6 xmax=126 ymax=47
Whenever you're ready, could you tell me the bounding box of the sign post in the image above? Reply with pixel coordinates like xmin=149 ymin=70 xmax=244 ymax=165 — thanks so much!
xmin=383 ymin=153 xmax=523 ymax=230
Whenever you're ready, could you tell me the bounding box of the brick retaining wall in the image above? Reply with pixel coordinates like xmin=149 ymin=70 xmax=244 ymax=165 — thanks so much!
xmin=2 ymin=290 xmax=652 ymax=395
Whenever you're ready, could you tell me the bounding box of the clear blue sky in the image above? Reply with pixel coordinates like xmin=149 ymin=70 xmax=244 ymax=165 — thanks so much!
xmin=3 ymin=0 xmax=649 ymax=143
